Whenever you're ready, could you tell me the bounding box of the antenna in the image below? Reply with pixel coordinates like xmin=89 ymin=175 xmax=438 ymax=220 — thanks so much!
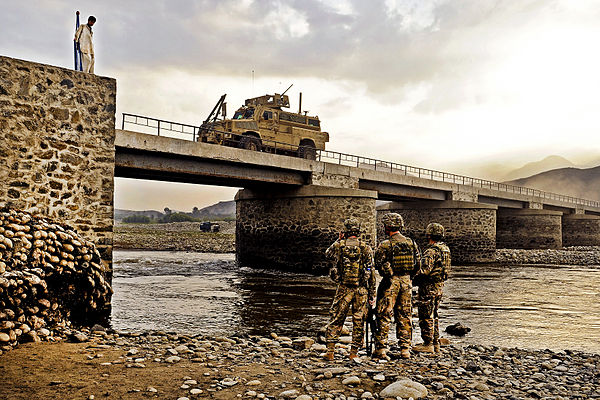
xmin=251 ymin=70 xmax=255 ymax=96
xmin=282 ymin=84 xmax=293 ymax=96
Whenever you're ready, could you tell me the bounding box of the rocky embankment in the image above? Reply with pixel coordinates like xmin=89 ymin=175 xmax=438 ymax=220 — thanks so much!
xmin=0 ymin=209 xmax=112 ymax=352
xmin=114 ymin=221 xmax=235 ymax=253
xmin=1 ymin=327 xmax=598 ymax=399
xmin=496 ymin=246 xmax=600 ymax=265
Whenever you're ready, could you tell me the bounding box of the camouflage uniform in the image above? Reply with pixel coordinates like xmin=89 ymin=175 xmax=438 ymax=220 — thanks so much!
xmin=325 ymin=236 xmax=375 ymax=350
xmin=374 ymin=232 xmax=420 ymax=351
xmin=417 ymin=242 xmax=451 ymax=346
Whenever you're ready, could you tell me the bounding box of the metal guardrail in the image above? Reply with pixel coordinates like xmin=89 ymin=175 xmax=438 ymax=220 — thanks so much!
xmin=121 ymin=113 xmax=600 ymax=209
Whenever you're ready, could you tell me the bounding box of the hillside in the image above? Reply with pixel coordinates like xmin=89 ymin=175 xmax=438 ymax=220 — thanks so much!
xmin=192 ymin=200 xmax=235 ymax=219
xmin=114 ymin=209 xmax=164 ymax=221
xmin=503 ymin=155 xmax=574 ymax=181
xmin=116 ymin=200 xmax=236 ymax=222
xmin=505 ymin=166 xmax=600 ymax=201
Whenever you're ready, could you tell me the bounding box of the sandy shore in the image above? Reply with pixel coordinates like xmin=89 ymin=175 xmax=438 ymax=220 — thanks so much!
xmin=1 ymin=327 xmax=598 ymax=400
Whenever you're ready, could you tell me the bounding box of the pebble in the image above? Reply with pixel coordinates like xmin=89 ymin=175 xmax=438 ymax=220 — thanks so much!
xmin=342 ymin=376 xmax=360 ymax=385
xmin=379 ymin=379 xmax=428 ymax=399
xmin=220 ymin=378 xmax=238 ymax=387
xmin=279 ymin=389 xmax=300 ymax=398
xmin=295 ymin=396 xmax=312 ymax=400
xmin=373 ymin=374 xmax=385 ymax=381
xmin=165 ymin=356 xmax=181 ymax=363
xmin=246 ymin=380 xmax=261 ymax=386
xmin=190 ymin=388 xmax=202 ymax=394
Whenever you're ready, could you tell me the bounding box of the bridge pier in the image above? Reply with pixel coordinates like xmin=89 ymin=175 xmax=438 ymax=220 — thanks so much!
xmin=377 ymin=200 xmax=497 ymax=263
xmin=496 ymin=208 xmax=563 ymax=249
xmin=235 ymin=185 xmax=377 ymax=274
xmin=562 ymin=214 xmax=600 ymax=246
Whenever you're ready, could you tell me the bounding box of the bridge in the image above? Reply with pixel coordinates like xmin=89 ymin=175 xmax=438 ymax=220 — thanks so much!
xmin=116 ymin=115 xmax=600 ymax=271
xmin=2 ymin=55 xmax=600 ymax=275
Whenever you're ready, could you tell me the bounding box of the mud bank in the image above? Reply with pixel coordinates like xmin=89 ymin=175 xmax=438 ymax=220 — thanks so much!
xmin=114 ymin=222 xmax=235 ymax=253
xmin=1 ymin=327 xmax=598 ymax=400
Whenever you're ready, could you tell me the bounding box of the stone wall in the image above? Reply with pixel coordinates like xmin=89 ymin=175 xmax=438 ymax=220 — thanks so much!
xmin=0 ymin=56 xmax=116 ymax=273
xmin=378 ymin=201 xmax=497 ymax=263
xmin=236 ymin=185 xmax=377 ymax=274
xmin=562 ymin=214 xmax=600 ymax=247
xmin=496 ymin=209 xmax=563 ymax=249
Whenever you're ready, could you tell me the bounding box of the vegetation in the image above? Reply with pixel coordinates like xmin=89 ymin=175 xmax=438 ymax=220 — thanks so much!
xmin=159 ymin=212 xmax=198 ymax=223
xmin=122 ymin=215 xmax=151 ymax=224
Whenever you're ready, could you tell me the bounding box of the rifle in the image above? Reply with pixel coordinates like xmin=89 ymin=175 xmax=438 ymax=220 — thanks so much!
xmin=365 ymin=302 xmax=378 ymax=356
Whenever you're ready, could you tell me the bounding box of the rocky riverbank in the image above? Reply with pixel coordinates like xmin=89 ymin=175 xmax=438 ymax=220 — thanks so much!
xmin=0 ymin=327 xmax=598 ymax=400
xmin=114 ymin=222 xmax=235 ymax=253
xmin=495 ymin=246 xmax=600 ymax=265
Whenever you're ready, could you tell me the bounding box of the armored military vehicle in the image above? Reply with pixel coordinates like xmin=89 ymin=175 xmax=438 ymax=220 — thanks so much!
xmin=198 ymin=89 xmax=329 ymax=159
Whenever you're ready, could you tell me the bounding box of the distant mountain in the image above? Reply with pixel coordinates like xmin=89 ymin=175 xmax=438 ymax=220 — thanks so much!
xmin=115 ymin=209 xmax=164 ymax=221
xmin=503 ymin=155 xmax=574 ymax=181
xmin=505 ymin=165 xmax=600 ymax=201
xmin=192 ymin=200 xmax=235 ymax=219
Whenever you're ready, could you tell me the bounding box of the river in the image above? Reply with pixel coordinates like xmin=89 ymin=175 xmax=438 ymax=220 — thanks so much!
xmin=111 ymin=250 xmax=600 ymax=353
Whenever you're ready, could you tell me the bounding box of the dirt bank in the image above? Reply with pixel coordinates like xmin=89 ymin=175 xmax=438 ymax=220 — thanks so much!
xmin=1 ymin=329 xmax=598 ymax=399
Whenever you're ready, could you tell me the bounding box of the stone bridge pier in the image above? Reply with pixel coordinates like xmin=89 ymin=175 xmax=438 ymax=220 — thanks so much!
xmin=562 ymin=213 xmax=600 ymax=246
xmin=496 ymin=208 xmax=563 ymax=249
xmin=236 ymin=185 xmax=377 ymax=274
xmin=377 ymin=200 xmax=497 ymax=263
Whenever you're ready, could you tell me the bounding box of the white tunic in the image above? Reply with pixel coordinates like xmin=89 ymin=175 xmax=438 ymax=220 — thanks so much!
xmin=74 ymin=24 xmax=94 ymax=55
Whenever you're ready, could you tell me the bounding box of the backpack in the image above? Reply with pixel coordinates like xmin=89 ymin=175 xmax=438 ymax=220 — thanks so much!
xmin=389 ymin=236 xmax=417 ymax=275
xmin=428 ymin=242 xmax=451 ymax=282
xmin=339 ymin=237 xmax=362 ymax=287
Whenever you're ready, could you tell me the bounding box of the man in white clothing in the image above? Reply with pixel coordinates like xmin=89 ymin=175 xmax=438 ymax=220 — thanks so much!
xmin=74 ymin=16 xmax=96 ymax=74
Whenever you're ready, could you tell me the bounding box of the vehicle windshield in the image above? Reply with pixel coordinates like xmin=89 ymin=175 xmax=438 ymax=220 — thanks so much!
xmin=233 ymin=108 xmax=254 ymax=119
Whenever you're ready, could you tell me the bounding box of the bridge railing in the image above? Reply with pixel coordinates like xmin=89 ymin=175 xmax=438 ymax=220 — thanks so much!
xmin=121 ymin=113 xmax=600 ymax=209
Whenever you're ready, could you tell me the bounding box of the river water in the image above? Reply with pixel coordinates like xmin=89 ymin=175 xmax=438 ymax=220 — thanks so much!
xmin=111 ymin=250 xmax=600 ymax=354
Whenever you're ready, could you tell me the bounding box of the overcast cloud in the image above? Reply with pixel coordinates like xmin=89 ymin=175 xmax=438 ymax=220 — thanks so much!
xmin=2 ymin=0 xmax=600 ymax=210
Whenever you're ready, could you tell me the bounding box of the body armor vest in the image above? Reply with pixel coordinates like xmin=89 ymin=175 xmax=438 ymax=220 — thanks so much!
xmin=390 ymin=236 xmax=415 ymax=275
xmin=428 ymin=242 xmax=451 ymax=282
xmin=340 ymin=237 xmax=362 ymax=287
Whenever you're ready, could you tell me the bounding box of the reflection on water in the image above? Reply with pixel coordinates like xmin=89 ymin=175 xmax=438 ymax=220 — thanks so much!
xmin=111 ymin=250 xmax=600 ymax=353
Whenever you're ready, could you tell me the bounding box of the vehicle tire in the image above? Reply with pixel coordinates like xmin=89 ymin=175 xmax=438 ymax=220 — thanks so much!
xmin=239 ymin=136 xmax=261 ymax=151
xmin=297 ymin=145 xmax=317 ymax=160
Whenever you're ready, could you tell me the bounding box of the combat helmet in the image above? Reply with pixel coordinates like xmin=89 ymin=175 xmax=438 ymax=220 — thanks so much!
xmin=343 ymin=218 xmax=361 ymax=235
xmin=381 ymin=213 xmax=404 ymax=231
xmin=426 ymin=222 xmax=444 ymax=239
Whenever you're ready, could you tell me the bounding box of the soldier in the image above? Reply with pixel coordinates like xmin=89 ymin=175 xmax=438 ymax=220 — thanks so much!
xmin=373 ymin=213 xmax=420 ymax=360
xmin=413 ymin=223 xmax=451 ymax=354
xmin=323 ymin=218 xmax=375 ymax=361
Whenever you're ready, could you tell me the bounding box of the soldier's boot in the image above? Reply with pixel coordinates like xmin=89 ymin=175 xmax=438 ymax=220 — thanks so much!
xmin=372 ymin=347 xmax=390 ymax=361
xmin=433 ymin=343 xmax=441 ymax=353
xmin=413 ymin=342 xmax=435 ymax=353
xmin=323 ymin=343 xmax=335 ymax=361
xmin=348 ymin=346 xmax=359 ymax=361
xmin=400 ymin=347 xmax=411 ymax=359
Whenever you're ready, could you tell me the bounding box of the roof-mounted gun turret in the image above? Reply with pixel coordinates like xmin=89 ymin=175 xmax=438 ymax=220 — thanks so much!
xmin=244 ymin=84 xmax=293 ymax=109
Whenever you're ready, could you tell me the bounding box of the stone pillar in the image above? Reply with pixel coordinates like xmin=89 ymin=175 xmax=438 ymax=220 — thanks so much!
xmin=562 ymin=214 xmax=600 ymax=246
xmin=236 ymin=185 xmax=377 ymax=274
xmin=496 ymin=209 xmax=563 ymax=249
xmin=377 ymin=200 xmax=497 ymax=263
xmin=0 ymin=56 xmax=116 ymax=274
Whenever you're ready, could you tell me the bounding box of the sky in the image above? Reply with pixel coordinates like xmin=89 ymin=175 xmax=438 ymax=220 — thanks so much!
xmin=2 ymin=0 xmax=600 ymax=211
